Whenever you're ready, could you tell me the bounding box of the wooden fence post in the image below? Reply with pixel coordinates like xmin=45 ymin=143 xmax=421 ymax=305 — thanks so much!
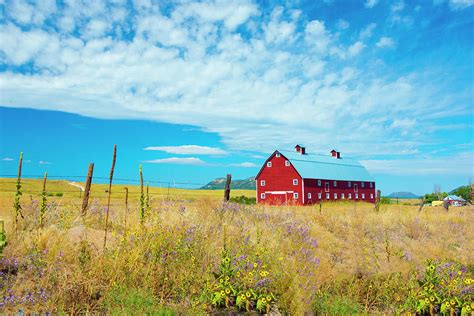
xmin=140 ymin=165 xmax=145 ymax=223
xmin=40 ymin=172 xmax=48 ymax=228
xmin=443 ymin=200 xmax=449 ymax=212
xmin=224 ymin=174 xmax=232 ymax=201
xmin=319 ymin=202 xmax=322 ymax=214
xmin=81 ymin=163 xmax=94 ymax=216
xmin=375 ymin=190 xmax=381 ymax=212
xmin=14 ymin=152 xmax=24 ymax=229
xmin=103 ymin=144 xmax=117 ymax=252
xmin=418 ymin=198 xmax=426 ymax=213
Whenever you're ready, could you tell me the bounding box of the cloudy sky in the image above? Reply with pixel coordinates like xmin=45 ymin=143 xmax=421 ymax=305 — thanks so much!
xmin=0 ymin=0 xmax=473 ymax=194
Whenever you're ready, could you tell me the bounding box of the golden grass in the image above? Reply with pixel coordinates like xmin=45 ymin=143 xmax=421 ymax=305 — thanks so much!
xmin=0 ymin=178 xmax=472 ymax=314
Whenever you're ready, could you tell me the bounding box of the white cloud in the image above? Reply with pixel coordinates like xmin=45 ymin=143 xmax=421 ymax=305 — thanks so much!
xmin=360 ymin=23 xmax=376 ymax=39
xmin=2 ymin=157 xmax=14 ymax=161
xmin=143 ymin=145 xmax=227 ymax=155
xmin=361 ymin=152 xmax=474 ymax=176
xmin=449 ymin=0 xmax=474 ymax=9
xmin=39 ymin=160 xmax=51 ymax=165
xmin=336 ymin=19 xmax=349 ymax=30
xmin=347 ymin=41 xmax=365 ymax=57
xmin=0 ymin=0 xmax=470 ymax=167
xmin=376 ymin=37 xmax=396 ymax=48
xmin=143 ymin=157 xmax=206 ymax=165
xmin=365 ymin=0 xmax=379 ymax=8
xmin=391 ymin=1 xmax=405 ymax=12
xmin=230 ymin=162 xmax=258 ymax=168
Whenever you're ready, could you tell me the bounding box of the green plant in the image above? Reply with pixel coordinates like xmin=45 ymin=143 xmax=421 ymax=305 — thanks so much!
xmin=204 ymin=248 xmax=277 ymax=313
xmin=139 ymin=165 xmax=145 ymax=222
xmin=40 ymin=172 xmax=48 ymax=228
xmin=0 ymin=221 xmax=7 ymax=255
xmin=13 ymin=152 xmax=24 ymax=227
xmin=313 ymin=292 xmax=362 ymax=315
xmin=409 ymin=259 xmax=473 ymax=315
xmin=55 ymin=192 xmax=63 ymax=197
xmin=229 ymin=195 xmax=256 ymax=205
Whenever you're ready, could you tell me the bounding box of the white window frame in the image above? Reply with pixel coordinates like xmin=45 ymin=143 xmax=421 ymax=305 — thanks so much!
xmin=285 ymin=160 xmax=290 ymax=166
xmin=260 ymin=180 xmax=265 ymax=187
xmin=348 ymin=193 xmax=352 ymax=199
xmin=318 ymin=192 xmax=322 ymax=199
xmin=267 ymin=161 xmax=272 ymax=167
xmin=361 ymin=182 xmax=365 ymax=188
xmin=293 ymin=179 xmax=298 ymax=185
xmin=333 ymin=181 xmax=337 ymax=187
xmin=260 ymin=193 xmax=265 ymax=199
xmin=341 ymin=193 xmax=345 ymax=199
xmin=334 ymin=193 xmax=337 ymax=199
xmin=276 ymin=153 xmax=281 ymax=158
xmin=317 ymin=180 xmax=321 ymax=186
xmin=355 ymin=193 xmax=359 ymax=199
xmin=362 ymin=193 xmax=365 ymax=199
xmin=325 ymin=182 xmax=330 ymax=192
xmin=348 ymin=181 xmax=351 ymax=188
xmin=293 ymin=192 xmax=298 ymax=199
xmin=326 ymin=193 xmax=330 ymax=199
xmin=308 ymin=192 xmax=312 ymax=199
xmin=354 ymin=184 xmax=358 ymax=193
xmin=370 ymin=194 xmax=374 ymax=199
xmin=370 ymin=182 xmax=373 ymax=189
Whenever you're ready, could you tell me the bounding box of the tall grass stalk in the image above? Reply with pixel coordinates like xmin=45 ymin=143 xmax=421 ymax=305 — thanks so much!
xmin=13 ymin=152 xmax=24 ymax=229
xmin=39 ymin=172 xmax=48 ymax=228
xmin=139 ymin=165 xmax=145 ymax=223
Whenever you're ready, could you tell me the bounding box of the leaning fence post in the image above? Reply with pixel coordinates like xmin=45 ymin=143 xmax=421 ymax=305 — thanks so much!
xmin=375 ymin=190 xmax=381 ymax=212
xmin=443 ymin=200 xmax=449 ymax=212
xmin=224 ymin=174 xmax=232 ymax=201
xmin=103 ymin=145 xmax=117 ymax=252
xmin=140 ymin=165 xmax=145 ymax=223
xmin=124 ymin=187 xmax=129 ymax=232
xmin=14 ymin=152 xmax=24 ymax=230
xmin=418 ymin=198 xmax=426 ymax=213
xmin=39 ymin=172 xmax=48 ymax=228
xmin=319 ymin=202 xmax=322 ymax=214
xmin=81 ymin=163 xmax=94 ymax=216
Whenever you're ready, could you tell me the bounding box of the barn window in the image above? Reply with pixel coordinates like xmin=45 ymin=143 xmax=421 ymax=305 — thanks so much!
xmin=354 ymin=184 xmax=358 ymax=192
xmin=285 ymin=160 xmax=290 ymax=166
xmin=317 ymin=180 xmax=321 ymax=186
xmin=348 ymin=193 xmax=352 ymax=199
xmin=318 ymin=192 xmax=322 ymax=199
xmin=326 ymin=193 xmax=330 ymax=199
xmin=293 ymin=179 xmax=298 ymax=185
xmin=341 ymin=193 xmax=345 ymax=199
xmin=261 ymin=193 xmax=265 ymax=199
xmin=334 ymin=193 xmax=337 ymax=199
xmin=361 ymin=182 xmax=365 ymax=188
xmin=267 ymin=162 xmax=272 ymax=167
xmin=333 ymin=181 xmax=337 ymax=187
xmin=348 ymin=181 xmax=351 ymax=188
xmin=308 ymin=193 xmax=312 ymax=199
xmin=293 ymin=193 xmax=298 ymax=199
xmin=370 ymin=182 xmax=373 ymax=188
xmin=355 ymin=193 xmax=359 ymax=199
xmin=370 ymin=193 xmax=374 ymax=199
xmin=325 ymin=183 xmax=329 ymax=192
xmin=260 ymin=180 xmax=265 ymax=187
xmin=362 ymin=193 xmax=365 ymax=199
xmin=276 ymin=153 xmax=281 ymax=157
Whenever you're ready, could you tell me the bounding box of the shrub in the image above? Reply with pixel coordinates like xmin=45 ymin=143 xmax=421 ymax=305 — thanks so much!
xmin=229 ymin=196 xmax=256 ymax=205
xmin=55 ymin=192 xmax=63 ymax=197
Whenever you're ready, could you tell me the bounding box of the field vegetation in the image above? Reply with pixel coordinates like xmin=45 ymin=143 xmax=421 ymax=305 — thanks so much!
xmin=0 ymin=178 xmax=472 ymax=314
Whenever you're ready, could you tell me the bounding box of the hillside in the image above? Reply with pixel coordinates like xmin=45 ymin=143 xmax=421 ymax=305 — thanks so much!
xmin=387 ymin=191 xmax=421 ymax=199
xmin=200 ymin=177 xmax=256 ymax=190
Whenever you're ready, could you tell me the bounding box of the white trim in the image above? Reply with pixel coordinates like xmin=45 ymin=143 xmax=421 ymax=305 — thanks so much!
xmin=260 ymin=193 xmax=266 ymax=199
xmin=260 ymin=180 xmax=265 ymax=186
xmin=267 ymin=161 xmax=272 ymax=167
xmin=265 ymin=190 xmax=294 ymax=194
xmin=285 ymin=160 xmax=290 ymax=166
xmin=276 ymin=152 xmax=281 ymax=157
xmin=302 ymin=178 xmax=305 ymax=204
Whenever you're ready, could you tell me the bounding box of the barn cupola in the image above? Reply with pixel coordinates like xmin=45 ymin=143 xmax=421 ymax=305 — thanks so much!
xmin=295 ymin=144 xmax=306 ymax=155
xmin=330 ymin=149 xmax=341 ymax=159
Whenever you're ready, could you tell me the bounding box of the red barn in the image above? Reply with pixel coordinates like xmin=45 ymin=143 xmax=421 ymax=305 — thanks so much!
xmin=255 ymin=145 xmax=376 ymax=205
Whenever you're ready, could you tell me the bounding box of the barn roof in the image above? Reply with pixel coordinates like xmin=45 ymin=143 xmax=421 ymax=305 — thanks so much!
xmin=277 ymin=149 xmax=374 ymax=182
xmin=443 ymin=195 xmax=466 ymax=201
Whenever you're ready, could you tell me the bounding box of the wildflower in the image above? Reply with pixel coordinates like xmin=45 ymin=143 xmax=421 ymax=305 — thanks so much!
xmin=246 ymin=292 xmax=251 ymax=298
xmin=225 ymin=288 xmax=230 ymax=294
xmin=450 ymin=299 xmax=455 ymax=306
xmin=248 ymin=271 xmax=253 ymax=277
xmin=220 ymin=290 xmax=225 ymax=296
xmin=425 ymin=298 xmax=429 ymax=304
xmin=219 ymin=279 xmax=224 ymax=284
xmin=457 ymin=270 xmax=462 ymax=275
xmin=225 ymin=276 xmax=230 ymax=281
xmin=253 ymin=263 xmax=258 ymax=268
xmin=430 ymin=296 xmax=435 ymax=302
xmin=266 ymin=295 xmax=272 ymax=302
xmin=262 ymin=297 xmax=267 ymax=303
xmin=241 ymin=294 xmax=246 ymax=300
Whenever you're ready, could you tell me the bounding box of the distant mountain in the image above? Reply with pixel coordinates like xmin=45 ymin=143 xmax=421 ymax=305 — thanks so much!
xmin=387 ymin=192 xmax=421 ymax=199
xmin=200 ymin=177 xmax=256 ymax=190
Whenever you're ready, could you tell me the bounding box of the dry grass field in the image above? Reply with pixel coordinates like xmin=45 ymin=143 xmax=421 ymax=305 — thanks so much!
xmin=0 ymin=178 xmax=472 ymax=314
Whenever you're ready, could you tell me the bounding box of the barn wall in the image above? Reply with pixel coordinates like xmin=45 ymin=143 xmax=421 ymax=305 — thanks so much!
xmin=256 ymin=153 xmax=303 ymax=205
xmin=304 ymin=179 xmax=376 ymax=204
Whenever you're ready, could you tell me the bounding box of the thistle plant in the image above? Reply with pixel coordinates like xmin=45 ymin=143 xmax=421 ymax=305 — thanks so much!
xmin=13 ymin=152 xmax=24 ymax=228
xmin=39 ymin=172 xmax=48 ymax=228
xmin=139 ymin=165 xmax=145 ymax=222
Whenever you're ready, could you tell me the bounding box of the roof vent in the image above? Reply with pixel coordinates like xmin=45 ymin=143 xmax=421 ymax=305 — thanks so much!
xmin=295 ymin=144 xmax=306 ymax=155
xmin=330 ymin=149 xmax=341 ymax=159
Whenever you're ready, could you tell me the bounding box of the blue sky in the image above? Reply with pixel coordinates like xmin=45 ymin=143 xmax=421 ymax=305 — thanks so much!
xmin=0 ymin=0 xmax=473 ymax=195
